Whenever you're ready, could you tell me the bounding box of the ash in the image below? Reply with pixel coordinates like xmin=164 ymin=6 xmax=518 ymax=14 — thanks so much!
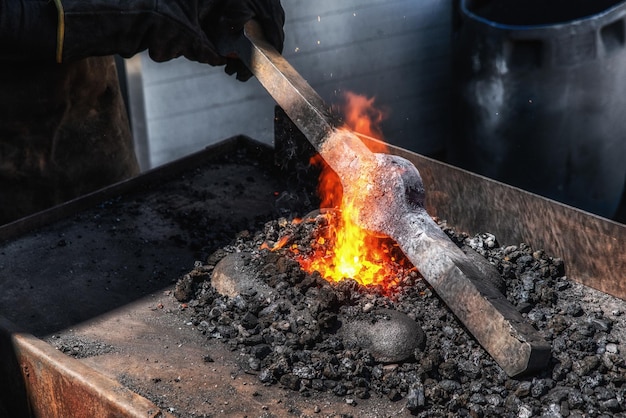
xmin=174 ymin=216 xmax=626 ymax=417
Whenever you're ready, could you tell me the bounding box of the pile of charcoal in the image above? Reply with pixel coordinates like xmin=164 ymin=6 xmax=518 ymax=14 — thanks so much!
xmin=174 ymin=216 xmax=625 ymax=416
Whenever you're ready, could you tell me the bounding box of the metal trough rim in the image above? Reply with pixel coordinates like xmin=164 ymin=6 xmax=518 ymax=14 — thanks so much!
xmin=0 ymin=135 xmax=273 ymax=245
xmin=377 ymin=136 xmax=626 ymax=300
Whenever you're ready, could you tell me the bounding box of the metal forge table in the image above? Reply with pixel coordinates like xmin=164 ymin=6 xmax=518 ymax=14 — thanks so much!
xmin=1 ymin=122 xmax=624 ymax=417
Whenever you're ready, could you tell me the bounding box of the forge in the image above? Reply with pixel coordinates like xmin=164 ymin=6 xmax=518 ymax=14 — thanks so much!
xmin=1 ymin=120 xmax=625 ymax=416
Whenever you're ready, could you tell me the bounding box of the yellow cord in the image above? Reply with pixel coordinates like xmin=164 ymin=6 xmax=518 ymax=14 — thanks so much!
xmin=52 ymin=0 xmax=64 ymax=63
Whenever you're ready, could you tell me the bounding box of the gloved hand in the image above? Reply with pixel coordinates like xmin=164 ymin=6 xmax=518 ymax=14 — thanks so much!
xmin=219 ymin=0 xmax=285 ymax=81
xmin=0 ymin=0 xmax=284 ymax=80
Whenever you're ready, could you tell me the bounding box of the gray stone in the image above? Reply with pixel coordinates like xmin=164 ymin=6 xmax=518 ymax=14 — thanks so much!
xmin=338 ymin=309 xmax=425 ymax=363
xmin=211 ymin=252 xmax=274 ymax=299
xmin=173 ymin=273 xmax=195 ymax=302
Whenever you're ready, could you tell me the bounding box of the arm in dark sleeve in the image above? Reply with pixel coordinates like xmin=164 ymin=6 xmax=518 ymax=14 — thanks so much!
xmin=55 ymin=0 xmax=284 ymax=67
xmin=0 ymin=0 xmax=285 ymax=81
xmin=0 ymin=0 xmax=58 ymax=61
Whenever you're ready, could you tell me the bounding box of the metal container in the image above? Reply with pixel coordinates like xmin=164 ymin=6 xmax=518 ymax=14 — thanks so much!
xmin=450 ymin=0 xmax=626 ymax=218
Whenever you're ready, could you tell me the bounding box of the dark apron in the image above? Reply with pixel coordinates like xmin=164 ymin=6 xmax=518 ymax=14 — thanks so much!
xmin=0 ymin=56 xmax=139 ymax=224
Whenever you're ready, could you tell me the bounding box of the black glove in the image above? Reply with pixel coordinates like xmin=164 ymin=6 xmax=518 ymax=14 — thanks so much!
xmin=220 ymin=0 xmax=285 ymax=81
xmin=220 ymin=0 xmax=285 ymax=54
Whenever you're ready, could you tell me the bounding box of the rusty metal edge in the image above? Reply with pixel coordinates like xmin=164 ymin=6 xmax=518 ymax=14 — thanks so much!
xmin=0 ymin=317 xmax=174 ymax=418
xmin=0 ymin=135 xmax=274 ymax=245
xmin=361 ymin=136 xmax=626 ymax=301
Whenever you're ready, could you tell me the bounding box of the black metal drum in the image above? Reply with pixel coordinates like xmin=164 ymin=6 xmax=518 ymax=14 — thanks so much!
xmin=450 ymin=0 xmax=626 ymax=218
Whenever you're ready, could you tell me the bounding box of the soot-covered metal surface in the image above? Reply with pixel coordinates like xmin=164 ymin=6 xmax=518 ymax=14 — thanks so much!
xmin=0 ymin=137 xmax=285 ymax=337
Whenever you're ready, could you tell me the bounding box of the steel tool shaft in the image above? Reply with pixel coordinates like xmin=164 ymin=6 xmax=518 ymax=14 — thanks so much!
xmin=220 ymin=21 xmax=551 ymax=377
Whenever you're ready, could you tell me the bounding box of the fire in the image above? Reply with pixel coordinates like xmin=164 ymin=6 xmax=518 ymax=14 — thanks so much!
xmin=340 ymin=91 xmax=389 ymax=150
xmin=270 ymin=92 xmax=415 ymax=294
xmin=295 ymin=208 xmax=410 ymax=292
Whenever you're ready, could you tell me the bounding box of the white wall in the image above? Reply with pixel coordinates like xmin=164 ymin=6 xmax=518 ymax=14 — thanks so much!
xmin=138 ymin=0 xmax=452 ymax=168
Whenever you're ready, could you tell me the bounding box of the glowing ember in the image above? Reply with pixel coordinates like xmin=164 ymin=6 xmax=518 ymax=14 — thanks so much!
xmin=294 ymin=209 xmax=413 ymax=293
xmin=269 ymin=92 xmax=416 ymax=294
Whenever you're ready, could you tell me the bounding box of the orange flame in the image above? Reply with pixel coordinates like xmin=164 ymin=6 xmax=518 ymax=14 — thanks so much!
xmin=270 ymin=92 xmax=414 ymax=294
xmin=294 ymin=208 xmax=409 ymax=293
xmin=341 ymin=91 xmax=389 ymax=149
xmin=312 ymin=92 xmax=390 ymax=209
